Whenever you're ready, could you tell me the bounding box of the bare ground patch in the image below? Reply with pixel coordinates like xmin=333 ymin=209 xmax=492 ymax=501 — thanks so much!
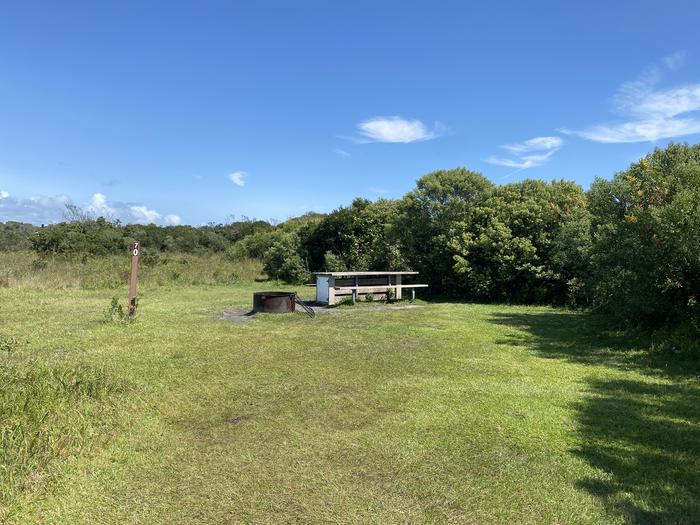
xmin=313 ymin=304 xmax=423 ymax=315
xmin=220 ymin=309 xmax=255 ymax=323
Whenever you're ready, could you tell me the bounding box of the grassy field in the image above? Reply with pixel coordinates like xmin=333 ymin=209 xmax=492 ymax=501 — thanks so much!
xmin=0 ymin=251 xmax=262 ymax=289
xmin=1 ymin=277 xmax=699 ymax=523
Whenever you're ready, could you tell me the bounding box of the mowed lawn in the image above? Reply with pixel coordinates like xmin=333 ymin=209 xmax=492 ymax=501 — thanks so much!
xmin=1 ymin=284 xmax=699 ymax=524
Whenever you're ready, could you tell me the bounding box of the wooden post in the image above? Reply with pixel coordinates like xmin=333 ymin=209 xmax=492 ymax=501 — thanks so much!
xmin=396 ymin=274 xmax=402 ymax=300
xmin=128 ymin=241 xmax=140 ymax=316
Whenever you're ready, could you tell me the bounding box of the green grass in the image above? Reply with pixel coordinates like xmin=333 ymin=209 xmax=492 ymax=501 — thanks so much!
xmin=1 ymin=281 xmax=699 ymax=524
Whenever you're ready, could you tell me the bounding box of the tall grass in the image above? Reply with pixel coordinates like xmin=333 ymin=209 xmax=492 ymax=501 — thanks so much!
xmin=0 ymin=251 xmax=264 ymax=289
xmin=0 ymin=360 xmax=122 ymax=519
xmin=0 ymin=252 xmax=263 ymax=519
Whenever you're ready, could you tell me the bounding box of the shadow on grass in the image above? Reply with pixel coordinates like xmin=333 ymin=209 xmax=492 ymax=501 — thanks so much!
xmin=489 ymin=311 xmax=700 ymax=523
xmin=573 ymin=378 xmax=700 ymax=523
xmin=490 ymin=311 xmax=699 ymax=377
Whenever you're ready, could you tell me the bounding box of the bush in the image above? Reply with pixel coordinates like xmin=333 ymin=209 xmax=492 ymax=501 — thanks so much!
xmin=227 ymin=230 xmax=287 ymax=260
xmin=587 ymin=143 xmax=700 ymax=332
xmin=262 ymin=234 xmax=310 ymax=283
xmin=103 ymin=297 xmax=133 ymax=323
xmin=323 ymin=251 xmax=346 ymax=272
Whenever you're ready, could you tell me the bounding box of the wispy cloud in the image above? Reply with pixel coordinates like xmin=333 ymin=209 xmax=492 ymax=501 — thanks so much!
xmin=227 ymin=171 xmax=246 ymax=187
xmin=333 ymin=148 xmax=351 ymax=157
xmin=501 ymin=136 xmax=563 ymax=155
xmin=346 ymin=116 xmax=444 ymax=143
xmin=485 ymin=136 xmax=563 ymax=171
xmin=568 ymin=52 xmax=700 ymax=143
xmin=369 ymin=187 xmax=389 ymax=195
xmin=0 ymin=190 xmax=182 ymax=225
xmin=664 ymin=50 xmax=686 ymax=71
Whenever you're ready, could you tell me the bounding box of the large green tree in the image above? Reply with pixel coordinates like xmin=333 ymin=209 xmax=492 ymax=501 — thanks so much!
xmin=449 ymin=179 xmax=587 ymax=303
xmin=396 ymin=168 xmax=493 ymax=291
xmin=303 ymin=198 xmax=404 ymax=272
xmin=587 ymin=143 xmax=700 ymax=330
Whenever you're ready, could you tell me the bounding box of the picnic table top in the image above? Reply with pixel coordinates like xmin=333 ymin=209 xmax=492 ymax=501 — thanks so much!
xmin=313 ymin=271 xmax=419 ymax=277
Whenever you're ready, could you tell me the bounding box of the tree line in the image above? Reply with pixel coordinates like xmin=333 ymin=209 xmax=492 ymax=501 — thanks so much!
xmin=1 ymin=216 xmax=273 ymax=255
xmin=237 ymin=143 xmax=700 ymax=346
xmin=1 ymin=143 xmax=698 ymax=345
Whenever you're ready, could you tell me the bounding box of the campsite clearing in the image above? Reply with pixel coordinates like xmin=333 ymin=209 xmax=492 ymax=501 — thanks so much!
xmin=1 ymin=283 xmax=698 ymax=524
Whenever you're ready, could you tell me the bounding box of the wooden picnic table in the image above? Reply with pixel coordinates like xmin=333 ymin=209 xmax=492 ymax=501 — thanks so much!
xmin=312 ymin=271 xmax=428 ymax=305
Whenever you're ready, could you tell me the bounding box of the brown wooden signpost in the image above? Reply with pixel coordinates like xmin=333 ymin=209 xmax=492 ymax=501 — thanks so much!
xmin=128 ymin=241 xmax=140 ymax=316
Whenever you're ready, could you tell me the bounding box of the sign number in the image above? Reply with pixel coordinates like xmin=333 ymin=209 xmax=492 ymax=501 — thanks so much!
xmin=128 ymin=241 xmax=140 ymax=316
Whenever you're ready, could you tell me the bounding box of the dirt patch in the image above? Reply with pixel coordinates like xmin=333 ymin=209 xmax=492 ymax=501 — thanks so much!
xmin=221 ymin=304 xmax=422 ymax=321
xmin=314 ymin=304 xmax=423 ymax=315
xmin=220 ymin=309 xmax=255 ymax=323
xmin=226 ymin=415 xmax=251 ymax=425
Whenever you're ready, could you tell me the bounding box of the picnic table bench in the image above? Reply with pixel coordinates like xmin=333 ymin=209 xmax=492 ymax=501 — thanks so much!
xmin=313 ymin=271 xmax=428 ymax=305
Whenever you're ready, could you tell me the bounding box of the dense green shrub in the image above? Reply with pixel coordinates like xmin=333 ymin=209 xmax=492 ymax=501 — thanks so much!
xmin=587 ymin=144 xmax=700 ymax=332
xmin=449 ymin=179 xmax=588 ymax=303
xmin=226 ymin=229 xmax=286 ymax=260
xmin=262 ymin=233 xmax=310 ymax=283
xmin=395 ymin=168 xmax=493 ymax=291
xmin=22 ymin=217 xmax=274 ymax=257
xmin=0 ymin=222 xmax=36 ymax=251
xmin=304 ymin=198 xmax=406 ymax=272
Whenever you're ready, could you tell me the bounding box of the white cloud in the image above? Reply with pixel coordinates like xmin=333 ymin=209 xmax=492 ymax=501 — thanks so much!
xmin=164 ymin=214 xmax=182 ymax=226
xmin=485 ymin=135 xmax=563 ymax=170
xmin=129 ymin=205 xmax=161 ymax=223
xmin=572 ymin=52 xmax=700 ymax=143
xmin=333 ymin=148 xmax=351 ymax=157
xmin=0 ymin=191 xmax=183 ymax=226
xmin=0 ymin=194 xmax=73 ymax=224
xmin=89 ymin=193 xmax=170 ymax=224
xmin=88 ymin=192 xmax=116 ymax=218
xmin=352 ymin=116 xmax=443 ymax=143
xmin=227 ymin=171 xmax=246 ymax=187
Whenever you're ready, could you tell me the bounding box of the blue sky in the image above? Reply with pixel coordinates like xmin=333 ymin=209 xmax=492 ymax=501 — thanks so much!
xmin=2 ymin=1 xmax=700 ymax=225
